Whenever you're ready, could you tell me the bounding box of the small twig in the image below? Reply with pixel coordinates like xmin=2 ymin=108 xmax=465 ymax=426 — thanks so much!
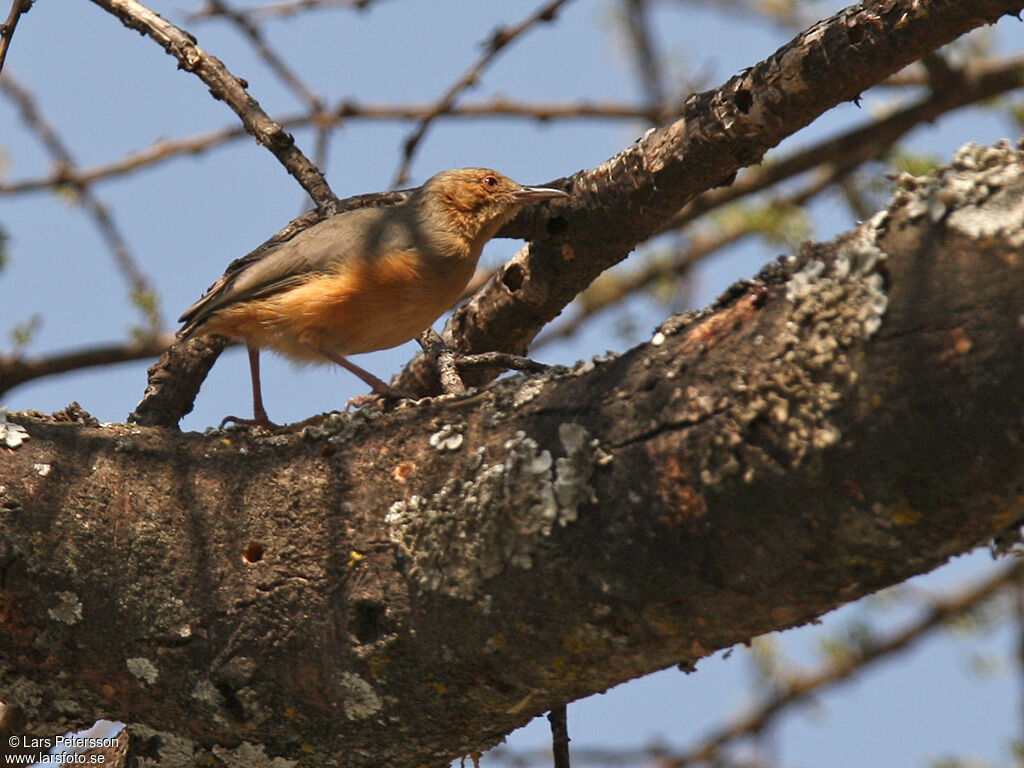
xmin=0 ymin=333 xmax=176 ymax=397
xmin=622 ymin=0 xmax=666 ymax=114
xmin=0 ymin=99 xmax=655 ymax=196
xmin=88 ymin=0 xmax=338 ymax=213
xmin=204 ymin=0 xmax=325 ymax=111
xmin=0 ymin=0 xmax=31 ymax=76
xmin=452 ymin=351 xmax=549 ymax=375
xmin=657 ymin=52 xmax=1024 ymax=234
xmin=390 ymin=0 xmax=576 ymax=187
xmin=189 ymin=0 xmax=387 ymax=22
xmin=0 ymin=72 xmax=162 ymax=330
xmin=416 ymin=329 xmax=467 ymax=396
xmin=548 ymin=704 xmax=571 ymax=768
xmin=416 ymin=329 xmax=550 ymax=396
xmin=201 ymin=0 xmax=331 ymax=211
xmin=662 ymin=561 xmax=1024 ymax=767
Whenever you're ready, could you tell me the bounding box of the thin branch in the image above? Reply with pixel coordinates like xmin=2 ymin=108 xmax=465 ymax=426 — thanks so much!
xmin=390 ymin=0 xmax=576 ymax=187
xmin=189 ymin=0 xmax=388 ymax=22
xmin=0 ymin=0 xmax=32 ymax=76
xmin=4 ymin=49 xmax=1019 ymax=197
xmin=0 ymin=72 xmax=162 ymax=330
xmin=658 ymin=51 xmax=1024 ymax=234
xmin=0 ymin=334 xmax=176 ymax=397
xmin=0 ymin=99 xmax=656 ymax=196
xmin=203 ymin=0 xmax=325 ymax=111
xmin=390 ymin=0 xmax=1024 ymax=399
xmin=200 ymin=0 xmax=331 ymax=209
xmin=622 ymin=0 xmax=666 ymax=111
xmin=88 ymin=0 xmax=339 ymax=212
xmin=662 ymin=562 xmax=1024 ymax=768
xmin=548 ymin=705 xmax=571 ymax=768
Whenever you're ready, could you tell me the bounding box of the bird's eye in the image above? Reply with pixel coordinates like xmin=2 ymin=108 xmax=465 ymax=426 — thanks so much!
xmin=482 ymin=176 xmax=499 ymax=189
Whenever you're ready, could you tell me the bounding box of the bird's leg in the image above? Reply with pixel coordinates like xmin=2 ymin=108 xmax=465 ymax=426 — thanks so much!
xmin=314 ymin=347 xmax=415 ymax=409
xmin=219 ymin=345 xmax=279 ymax=430
xmin=416 ymin=328 xmax=467 ymax=395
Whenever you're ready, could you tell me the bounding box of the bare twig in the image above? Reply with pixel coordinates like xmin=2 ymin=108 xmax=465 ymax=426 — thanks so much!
xmin=659 ymin=51 xmax=1024 ymax=234
xmin=88 ymin=0 xmax=338 ymax=213
xmin=5 ymin=48 xmax=1019 ymax=198
xmin=548 ymin=705 xmax=571 ymax=768
xmin=200 ymin=0 xmax=331 ymax=209
xmin=0 ymin=72 xmax=162 ymax=330
xmin=661 ymin=562 xmax=1024 ymax=768
xmin=0 ymin=0 xmax=32 ymax=76
xmin=416 ymin=329 xmax=467 ymax=396
xmin=0 ymin=99 xmax=657 ymax=196
xmin=390 ymin=0 xmax=576 ymax=187
xmin=203 ymin=0 xmax=324 ymax=110
xmin=189 ymin=0 xmax=388 ymax=22
xmin=0 ymin=334 xmax=176 ymax=397
xmin=622 ymin=0 xmax=666 ymax=112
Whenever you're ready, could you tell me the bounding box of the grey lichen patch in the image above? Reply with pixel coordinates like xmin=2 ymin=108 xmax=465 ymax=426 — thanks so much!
xmin=211 ymin=742 xmax=298 ymax=768
xmin=130 ymin=724 xmax=198 ymax=768
xmin=701 ymin=222 xmax=889 ymax=486
xmin=386 ymin=427 xmax=596 ymax=598
xmin=126 ymin=656 xmax=159 ymax=685
xmin=429 ymin=423 xmax=464 ymax=452
xmin=512 ymin=378 xmax=546 ymax=408
xmin=554 ymin=423 xmax=598 ymax=522
xmin=338 ymin=672 xmax=382 ymax=720
xmin=0 ymin=674 xmax=46 ymax=713
xmin=0 ymin=408 xmax=29 ymax=449
xmin=47 ymin=591 xmax=82 ymax=625
xmin=192 ymin=678 xmax=220 ymax=707
xmin=894 ymin=140 xmax=1024 ymax=246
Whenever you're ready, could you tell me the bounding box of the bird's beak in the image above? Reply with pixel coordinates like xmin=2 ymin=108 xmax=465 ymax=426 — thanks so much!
xmin=511 ymin=186 xmax=570 ymax=203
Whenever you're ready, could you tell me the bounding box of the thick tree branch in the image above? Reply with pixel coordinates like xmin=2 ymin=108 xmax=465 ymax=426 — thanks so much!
xmin=392 ymin=0 xmax=1024 ymax=395
xmin=1 ymin=139 xmax=1023 ymax=767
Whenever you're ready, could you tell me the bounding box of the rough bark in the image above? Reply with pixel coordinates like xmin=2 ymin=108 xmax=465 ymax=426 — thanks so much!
xmin=1 ymin=140 xmax=1023 ymax=766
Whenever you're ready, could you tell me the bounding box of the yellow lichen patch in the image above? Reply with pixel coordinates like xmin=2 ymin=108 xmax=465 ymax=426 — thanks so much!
xmin=366 ymin=655 xmax=391 ymax=679
xmin=485 ymin=633 xmax=508 ymax=652
xmin=888 ymin=497 xmax=922 ymax=526
xmin=643 ymin=604 xmax=683 ymax=636
xmin=562 ymin=624 xmax=610 ymax=656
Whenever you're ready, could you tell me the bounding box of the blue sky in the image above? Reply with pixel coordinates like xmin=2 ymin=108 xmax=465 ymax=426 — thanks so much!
xmin=2 ymin=1 xmax=1022 ymax=765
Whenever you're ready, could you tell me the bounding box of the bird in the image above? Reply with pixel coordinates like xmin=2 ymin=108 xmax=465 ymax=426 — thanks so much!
xmin=178 ymin=167 xmax=569 ymax=428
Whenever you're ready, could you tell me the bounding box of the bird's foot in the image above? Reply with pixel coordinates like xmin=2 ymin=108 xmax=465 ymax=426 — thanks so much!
xmin=218 ymin=413 xmax=281 ymax=431
xmin=344 ymin=383 xmax=416 ymax=411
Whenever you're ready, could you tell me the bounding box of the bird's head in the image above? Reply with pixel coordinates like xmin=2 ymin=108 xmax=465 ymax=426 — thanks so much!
xmin=418 ymin=167 xmax=568 ymax=246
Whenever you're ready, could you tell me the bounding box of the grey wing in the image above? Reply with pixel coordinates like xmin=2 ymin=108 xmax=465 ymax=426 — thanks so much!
xmin=178 ymin=206 xmax=405 ymax=336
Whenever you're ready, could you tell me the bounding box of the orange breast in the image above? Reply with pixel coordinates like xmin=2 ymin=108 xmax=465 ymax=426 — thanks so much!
xmin=199 ymin=248 xmax=475 ymax=363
